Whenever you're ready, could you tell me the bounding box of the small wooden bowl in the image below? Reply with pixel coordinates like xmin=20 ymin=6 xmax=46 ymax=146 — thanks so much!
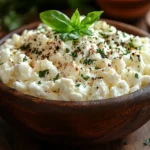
xmin=96 ymin=0 xmax=150 ymax=21
xmin=0 ymin=20 xmax=150 ymax=145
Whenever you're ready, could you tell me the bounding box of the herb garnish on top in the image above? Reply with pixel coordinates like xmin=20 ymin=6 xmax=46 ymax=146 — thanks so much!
xmin=40 ymin=9 xmax=103 ymax=41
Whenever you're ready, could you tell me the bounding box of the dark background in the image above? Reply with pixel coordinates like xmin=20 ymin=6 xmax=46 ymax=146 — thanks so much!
xmin=0 ymin=0 xmax=99 ymax=31
xmin=0 ymin=0 xmax=149 ymax=34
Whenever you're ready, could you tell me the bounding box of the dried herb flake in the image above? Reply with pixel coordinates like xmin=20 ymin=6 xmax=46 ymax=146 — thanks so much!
xmin=143 ymin=138 xmax=150 ymax=146
xmin=71 ymin=51 xmax=78 ymax=59
xmin=20 ymin=44 xmax=30 ymax=50
xmin=23 ymin=56 xmax=27 ymax=62
xmin=83 ymin=58 xmax=95 ymax=65
xmin=39 ymin=69 xmax=49 ymax=78
xmin=66 ymin=48 xmax=70 ymax=53
xmin=75 ymin=84 xmax=80 ymax=87
xmin=38 ymin=81 xmax=42 ymax=84
xmin=96 ymin=48 xmax=106 ymax=58
xmin=53 ymin=74 xmax=59 ymax=81
xmin=135 ymin=73 xmax=139 ymax=79
xmin=81 ymin=74 xmax=90 ymax=81
xmin=95 ymin=67 xmax=100 ymax=70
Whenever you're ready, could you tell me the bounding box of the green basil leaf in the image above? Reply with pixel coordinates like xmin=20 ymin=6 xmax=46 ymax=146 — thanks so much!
xmin=60 ymin=32 xmax=80 ymax=41
xmin=71 ymin=9 xmax=80 ymax=28
xmin=40 ymin=10 xmax=74 ymax=33
xmin=80 ymin=11 xmax=103 ymax=29
xmin=40 ymin=9 xmax=104 ymax=41
xmin=80 ymin=29 xmax=93 ymax=36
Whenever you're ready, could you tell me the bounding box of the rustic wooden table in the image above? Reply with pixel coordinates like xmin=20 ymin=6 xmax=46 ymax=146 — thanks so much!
xmin=0 ymin=11 xmax=150 ymax=150
xmin=0 ymin=117 xmax=150 ymax=150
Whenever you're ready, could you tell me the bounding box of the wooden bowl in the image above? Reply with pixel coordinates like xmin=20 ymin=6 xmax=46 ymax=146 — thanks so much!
xmin=96 ymin=0 xmax=150 ymax=21
xmin=0 ymin=20 xmax=150 ymax=145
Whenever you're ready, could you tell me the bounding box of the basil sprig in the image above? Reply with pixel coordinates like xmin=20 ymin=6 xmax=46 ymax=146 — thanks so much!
xmin=40 ymin=9 xmax=103 ymax=41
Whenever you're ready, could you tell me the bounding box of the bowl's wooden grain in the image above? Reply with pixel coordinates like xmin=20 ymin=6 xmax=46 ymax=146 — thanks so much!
xmin=0 ymin=20 xmax=150 ymax=145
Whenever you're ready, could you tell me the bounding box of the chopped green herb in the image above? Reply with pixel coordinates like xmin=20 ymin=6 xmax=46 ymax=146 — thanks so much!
xmin=53 ymin=74 xmax=59 ymax=81
xmin=121 ymin=41 xmax=124 ymax=46
xmin=95 ymin=67 xmax=100 ymax=70
xmin=99 ymin=32 xmax=108 ymax=38
xmin=135 ymin=73 xmax=139 ymax=79
xmin=129 ymin=40 xmax=134 ymax=48
xmin=38 ymin=81 xmax=42 ymax=84
xmin=66 ymin=48 xmax=70 ymax=53
xmin=96 ymin=48 xmax=106 ymax=58
xmin=122 ymin=32 xmax=126 ymax=37
xmin=137 ymin=55 xmax=141 ymax=62
xmin=138 ymin=45 xmax=142 ymax=50
xmin=77 ymin=46 xmax=81 ymax=51
xmin=20 ymin=44 xmax=30 ymax=50
xmin=143 ymin=138 xmax=150 ymax=146
xmin=23 ymin=56 xmax=27 ymax=62
xmin=31 ymin=49 xmax=36 ymax=54
xmin=81 ymin=74 xmax=90 ymax=81
xmin=39 ymin=69 xmax=49 ymax=78
xmin=0 ymin=63 xmax=3 ymax=65
xmin=73 ymin=39 xmax=79 ymax=46
xmin=75 ymin=84 xmax=80 ymax=87
xmin=116 ymin=47 xmax=121 ymax=51
xmin=71 ymin=51 xmax=78 ymax=59
xmin=83 ymin=58 xmax=95 ymax=65
xmin=130 ymin=55 xmax=133 ymax=61
xmin=35 ymin=49 xmax=39 ymax=54
xmin=36 ymin=50 xmax=42 ymax=55
xmin=109 ymin=29 xmax=112 ymax=32
xmin=37 ymin=27 xmax=43 ymax=30
xmin=37 ymin=27 xmax=45 ymax=33
xmin=123 ymin=49 xmax=130 ymax=55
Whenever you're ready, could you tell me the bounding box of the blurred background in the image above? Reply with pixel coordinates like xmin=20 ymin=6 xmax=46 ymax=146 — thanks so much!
xmin=0 ymin=0 xmax=149 ymax=37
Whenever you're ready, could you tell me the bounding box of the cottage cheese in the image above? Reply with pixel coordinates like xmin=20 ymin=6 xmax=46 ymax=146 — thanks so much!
xmin=0 ymin=20 xmax=150 ymax=101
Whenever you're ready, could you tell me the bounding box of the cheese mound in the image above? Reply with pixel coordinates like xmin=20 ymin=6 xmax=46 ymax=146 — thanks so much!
xmin=0 ymin=21 xmax=150 ymax=101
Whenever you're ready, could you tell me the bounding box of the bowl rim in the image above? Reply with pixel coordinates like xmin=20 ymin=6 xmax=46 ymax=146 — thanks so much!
xmin=0 ymin=19 xmax=150 ymax=107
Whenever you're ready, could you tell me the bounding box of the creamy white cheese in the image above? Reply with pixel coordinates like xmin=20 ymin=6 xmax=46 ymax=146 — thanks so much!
xmin=0 ymin=20 xmax=150 ymax=101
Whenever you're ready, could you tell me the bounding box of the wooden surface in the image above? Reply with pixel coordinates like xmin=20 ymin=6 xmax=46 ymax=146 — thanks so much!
xmin=0 ymin=117 xmax=150 ymax=150
xmin=0 ymin=10 xmax=150 ymax=150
